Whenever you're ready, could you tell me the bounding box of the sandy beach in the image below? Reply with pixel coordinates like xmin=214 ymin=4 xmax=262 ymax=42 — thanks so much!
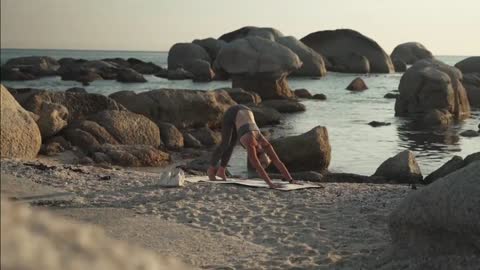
xmin=1 ymin=157 xmax=417 ymax=269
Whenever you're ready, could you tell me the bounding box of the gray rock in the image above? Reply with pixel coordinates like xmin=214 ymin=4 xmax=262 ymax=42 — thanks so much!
xmin=312 ymin=94 xmax=327 ymax=100
xmin=373 ymin=150 xmax=423 ymax=183
xmin=462 ymin=73 xmax=480 ymax=107
xmin=393 ymin=59 xmax=407 ymax=72
xmin=294 ymin=89 xmax=313 ymax=99
xmin=168 ymin=43 xmax=211 ymax=70
xmin=460 ymin=130 xmax=479 ymax=137
xmin=391 ymin=42 xmax=433 ymax=64
xmin=423 ymin=155 xmax=465 ymax=184
xmin=247 ymin=105 xmax=282 ymax=127
xmin=186 ymin=59 xmax=215 ymax=82
xmin=1 ymin=67 xmax=36 ymax=80
xmin=189 ymin=127 xmax=221 ymax=147
xmin=301 ymin=29 xmax=394 ymax=73
xmin=219 ymin=26 xmax=284 ymax=42
xmin=384 ymin=93 xmax=399 ymax=99
xmin=116 ymin=68 xmax=147 ymax=83
xmin=388 ymin=161 xmax=480 ymax=256
xmin=0 ymin=85 xmax=42 ymax=159
xmin=455 ymin=56 xmax=480 ymax=74
xmin=346 ymin=77 xmax=368 ymax=91
xmin=261 ymin=99 xmax=306 ymax=113
xmin=93 ymin=144 xmax=170 ymax=167
xmin=277 ymin=36 xmax=327 ymax=77
xmin=182 ymin=132 xmax=203 ymax=148
xmin=395 ymin=59 xmax=471 ymax=125
xmin=127 ymin=58 xmax=163 ymax=74
xmin=368 ymin=121 xmax=391 ymax=127
xmin=66 ymin=87 xmax=87 ymax=94
xmin=192 ymin=38 xmax=226 ymax=61
xmin=269 ymin=126 xmax=331 ymax=172
xmin=215 ymin=88 xmax=261 ymax=105
xmin=4 ymin=56 xmax=60 ymax=76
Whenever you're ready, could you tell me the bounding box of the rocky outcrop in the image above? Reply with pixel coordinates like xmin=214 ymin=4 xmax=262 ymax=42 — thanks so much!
xmin=277 ymin=36 xmax=327 ymax=77
xmin=189 ymin=127 xmax=221 ymax=147
xmin=116 ymin=68 xmax=147 ymax=83
xmin=3 ymin=56 xmax=60 ymax=77
xmin=0 ymin=199 xmax=187 ymax=270
xmin=157 ymin=122 xmax=184 ymax=149
xmin=373 ymin=150 xmax=423 ymax=183
xmin=1 ymin=67 xmax=36 ymax=80
xmin=247 ymin=105 xmax=282 ymax=127
xmin=58 ymin=59 xmax=117 ymax=82
xmin=185 ymin=59 xmax=215 ymax=82
xmin=462 ymin=73 xmax=480 ymax=107
xmin=455 ymin=56 xmax=480 ymax=74
xmin=215 ymin=36 xmax=302 ymax=99
xmin=8 ymin=88 xmax=125 ymax=121
xmin=219 ymin=26 xmax=284 ymax=42
xmin=109 ymin=89 xmax=236 ymax=129
xmin=192 ymin=38 xmax=226 ymax=62
xmin=423 ymin=155 xmax=465 ymax=184
xmin=393 ymin=59 xmax=407 ymax=72
xmin=390 ymin=42 xmax=433 ymax=64
xmin=269 ymin=126 xmax=331 ymax=172
xmin=127 ymin=58 xmax=163 ymax=74
xmin=388 ymin=161 xmax=480 ymax=256
xmin=301 ymin=29 xmax=394 ymax=73
xmin=261 ymin=99 xmax=306 ymax=113
xmin=395 ymin=59 xmax=471 ymax=125
xmin=168 ymin=43 xmax=211 ymax=70
xmin=36 ymin=102 xmax=69 ymax=138
xmin=0 ymin=85 xmax=42 ymax=159
xmin=182 ymin=132 xmax=203 ymax=148
xmin=215 ymin=88 xmax=261 ymax=105
xmin=346 ymin=77 xmax=368 ymax=91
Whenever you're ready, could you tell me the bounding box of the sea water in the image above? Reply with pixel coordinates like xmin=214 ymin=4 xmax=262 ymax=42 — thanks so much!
xmin=1 ymin=49 xmax=478 ymax=176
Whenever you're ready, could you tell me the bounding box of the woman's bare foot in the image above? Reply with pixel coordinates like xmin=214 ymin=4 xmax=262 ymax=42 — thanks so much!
xmin=216 ymin=167 xmax=227 ymax=181
xmin=207 ymin=166 xmax=217 ymax=181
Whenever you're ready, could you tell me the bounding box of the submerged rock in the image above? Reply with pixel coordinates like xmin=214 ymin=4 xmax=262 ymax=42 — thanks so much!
xmin=261 ymin=99 xmax=306 ymax=113
xmin=373 ymin=150 xmax=423 ymax=183
xmin=346 ymin=77 xmax=368 ymax=91
xmin=294 ymin=89 xmax=313 ymax=99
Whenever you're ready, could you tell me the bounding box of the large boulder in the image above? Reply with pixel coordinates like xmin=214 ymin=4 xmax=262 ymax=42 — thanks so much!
xmin=64 ymin=120 xmax=118 ymax=150
xmin=455 ymin=56 xmax=480 ymax=74
xmin=58 ymin=60 xmax=117 ymax=82
xmin=390 ymin=42 xmax=433 ymax=64
xmin=462 ymin=73 xmax=480 ymax=107
xmin=301 ymin=29 xmax=394 ymax=73
xmin=109 ymin=89 xmax=236 ymax=129
xmin=373 ymin=150 xmax=423 ymax=183
xmin=247 ymin=105 xmax=282 ymax=127
xmin=0 ymin=85 xmax=42 ymax=159
xmin=388 ymin=161 xmax=480 ymax=256
xmin=36 ymin=102 xmax=69 ymax=138
xmin=127 ymin=58 xmax=163 ymax=74
xmin=215 ymin=88 xmax=262 ymax=105
xmin=185 ymin=59 xmax=215 ymax=82
xmin=326 ymin=53 xmax=370 ymax=73
xmin=1 ymin=67 xmax=36 ymax=80
xmin=269 ymin=126 xmax=331 ymax=172
xmin=167 ymin=43 xmax=211 ymax=70
xmin=219 ymin=26 xmax=284 ymax=42
xmin=393 ymin=59 xmax=407 ymax=72
xmin=261 ymin=99 xmax=306 ymax=113
xmin=189 ymin=127 xmax=221 ymax=147
xmin=4 ymin=56 xmax=60 ymax=77
xmin=0 ymin=199 xmax=187 ymax=270
xmin=423 ymin=155 xmax=465 ymax=184
xmin=8 ymin=88 xmax=125 ymax=121
xmin=277 ymin=36 xmax=327 ymax=77
xmin=395 ymin=59 xmax=471 ymax=125
xmin=215 ymin=36 xmax=301 ymax=99
xmin=88 ymin=110 xmax=161 ymax=147
xmin=192 ymin=38 xmax=227 ymax=62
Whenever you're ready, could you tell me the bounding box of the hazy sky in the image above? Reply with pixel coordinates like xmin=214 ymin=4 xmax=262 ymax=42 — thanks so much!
xmin=1 ymin=0 xmax=479 ymax=55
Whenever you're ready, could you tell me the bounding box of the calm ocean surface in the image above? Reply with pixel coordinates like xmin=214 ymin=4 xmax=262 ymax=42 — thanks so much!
xmin=1 ymin=49 xmax=478 ymax=176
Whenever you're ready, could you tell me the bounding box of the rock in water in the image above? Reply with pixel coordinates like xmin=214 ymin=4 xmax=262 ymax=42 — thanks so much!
xmin=168 ymin=43 xmax=211 ymax=70
xmin=301 ymin=29 xmax=394 ymax=73
xmin=393 ymin=59 xmax=407 ymax=72
xmin=214 ymin=36 xmax=302 ymax=99
xmin=294 ymin=89 xmax=313 ymax=99
xmin=346 ymin=77 xmax=368 ymax=91
xmin=395 ymin=59 xmax=471 ymax=125
xmin=388 ymin=161 xmax=480 ymax=257
xmin=455 ymin=56 xmax=480 ymax=74
xmin=261 ymin=99 xmax=306 ymax=113
xmin=0 ymin=199 xmax=188 ymax=270
xmin=247 ymin=105 xmax=282 ymax=127
xmin=4 ymin=56 xmax=60 ymax=77
xmin=373 ymin=150 xmax=423 ymax=183
xmin=0 ymin=85 xmax=42 ymax=159
xmin=215 ymin=88 xmax=262 ymax=105
xmin=270 ymin=126 xmax=331 ymax=172
xmin=462 ymin=73 xmax=480 ymax=107
xmin=277 ymin=36 xmax=327 ymax=77
xmin=390 ymin=42 xmax=433 ymax=64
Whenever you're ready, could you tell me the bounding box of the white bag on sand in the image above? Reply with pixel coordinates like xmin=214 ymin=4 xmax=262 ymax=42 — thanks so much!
xmin=157 ymin=169 xmax=185 ymax=187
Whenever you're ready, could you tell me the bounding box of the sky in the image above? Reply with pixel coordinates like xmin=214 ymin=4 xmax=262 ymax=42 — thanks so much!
xmin=1 ymin=0 xmax=479 ymax=55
